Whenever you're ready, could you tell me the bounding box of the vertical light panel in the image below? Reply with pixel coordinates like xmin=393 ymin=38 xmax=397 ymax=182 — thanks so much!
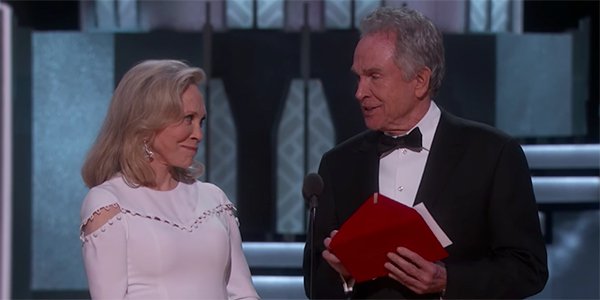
xmin=491 ymin=0 xmax=522 ymax=33
xmin=206 ymin=79 xmax=238 ymax=204
xmin=227 ymin=0 xmax=254 ymax=29
xmin=276 ymin=79 xmax=334 ymax=234
xmin=116 ymin=0 xmax=138 ymax=30
xmin=276 ymin=79 xmax=305 ymax=234
xmin=307 ymin=80 xmax=334 ymax=173
xmin=257 ymin=0 xmax=284 ymax=29
xmin=32 ymin=32 xmax=114 ymax=289
xmin=469 ymin=0 xmax=489 ymax=32
xmin=354 ymin=0 xmax=380 ymax=29
xmin=490 ymin=0 xmax=509 ymax=32
xmin=325 ymin=0 xmax=352 ymax=29
xmin=95 ymin=0 xmax=118 ymax=30
xmin=0 ymin=4 xmax=11 ymax=300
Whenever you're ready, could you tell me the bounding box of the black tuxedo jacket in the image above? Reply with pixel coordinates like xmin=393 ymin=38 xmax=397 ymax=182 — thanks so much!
xmin=303 ymin=110 xmax=548 ymax=299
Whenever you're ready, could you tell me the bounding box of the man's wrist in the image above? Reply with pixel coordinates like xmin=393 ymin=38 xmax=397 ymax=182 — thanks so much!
xmin=435 ymin=262 xmax=447 ymax=298
xmin=339 ymin=273 xmax=355 ymax=293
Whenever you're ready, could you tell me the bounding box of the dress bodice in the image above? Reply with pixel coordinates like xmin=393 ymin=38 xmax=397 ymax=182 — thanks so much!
xmin=80 ymin=176 xmax=259 ymax=300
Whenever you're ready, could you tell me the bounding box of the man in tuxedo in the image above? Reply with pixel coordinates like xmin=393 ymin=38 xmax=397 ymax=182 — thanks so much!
xmin=303 ymin=6 xmax=548 ymax=299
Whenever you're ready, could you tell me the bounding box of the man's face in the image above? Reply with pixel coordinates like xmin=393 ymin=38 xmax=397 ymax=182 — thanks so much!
xmin=352 ymin=32 xmax=425 ymax=135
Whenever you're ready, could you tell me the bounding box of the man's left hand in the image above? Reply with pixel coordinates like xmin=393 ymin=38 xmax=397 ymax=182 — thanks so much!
xmin=385 ymin=247 xmax=447 ymax=295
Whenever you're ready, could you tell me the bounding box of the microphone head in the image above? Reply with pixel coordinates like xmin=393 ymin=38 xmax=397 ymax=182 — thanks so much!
xmin=302 ymin=173 xmax=324 ymax=201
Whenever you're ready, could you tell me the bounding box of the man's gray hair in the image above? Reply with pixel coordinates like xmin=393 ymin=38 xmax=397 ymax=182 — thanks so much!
xmin=360 ymin=7 xmax=445 ymax=97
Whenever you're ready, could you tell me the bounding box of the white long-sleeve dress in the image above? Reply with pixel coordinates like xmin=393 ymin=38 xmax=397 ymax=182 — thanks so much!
xmin=80 ymin=175 xmax=259 ymax=300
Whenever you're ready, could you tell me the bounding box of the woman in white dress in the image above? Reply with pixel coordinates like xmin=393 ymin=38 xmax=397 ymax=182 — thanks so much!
xmin=79 ymin=59 xmax=259 ymax=300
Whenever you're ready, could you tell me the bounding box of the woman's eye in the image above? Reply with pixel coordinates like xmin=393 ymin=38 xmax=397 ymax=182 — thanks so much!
xmin=183 ymin=115 xmax=193 ymax=123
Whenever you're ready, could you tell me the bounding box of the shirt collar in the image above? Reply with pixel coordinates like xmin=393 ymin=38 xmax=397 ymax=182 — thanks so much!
xmin=410 ymin=101 xmax=441 ymax=151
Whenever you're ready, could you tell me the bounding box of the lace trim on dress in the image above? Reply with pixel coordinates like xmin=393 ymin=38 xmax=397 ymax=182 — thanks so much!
xmin=80 ymin=203 xmax=236 ymax=243
xmin=79 ymin=203 xmax=120 ymax=242
xmin=120 ymin=203 xmax=235 ymax=232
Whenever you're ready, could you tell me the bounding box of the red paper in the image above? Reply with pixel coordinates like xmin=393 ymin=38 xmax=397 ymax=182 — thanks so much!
xmin=329 ymin=193 xmax=448 ymax=283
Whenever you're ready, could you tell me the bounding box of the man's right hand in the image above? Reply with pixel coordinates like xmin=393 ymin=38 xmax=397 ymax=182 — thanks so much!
xmin=322 ymin=230 xmax=352 ymax=280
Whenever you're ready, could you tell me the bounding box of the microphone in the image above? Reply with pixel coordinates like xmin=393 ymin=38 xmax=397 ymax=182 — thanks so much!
xmin=302 ymin=172 xmax=324 ymax=210
xmin=302 ymin=173 xmax=323 ymax=299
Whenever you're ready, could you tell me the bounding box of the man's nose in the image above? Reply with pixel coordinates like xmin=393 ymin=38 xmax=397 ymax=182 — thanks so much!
xmin=355 ymin=79 xmax=367 ymax=101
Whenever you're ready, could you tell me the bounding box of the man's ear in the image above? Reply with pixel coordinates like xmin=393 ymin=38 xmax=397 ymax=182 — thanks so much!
xmin=414 ymin=67 xmax=432 ymax=99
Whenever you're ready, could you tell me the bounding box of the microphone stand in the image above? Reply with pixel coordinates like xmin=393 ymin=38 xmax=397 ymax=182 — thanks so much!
xmin=303 ymin=172 xmax=323 ymax=299
xmin=308 ymin=195 xmax=317 ymax=299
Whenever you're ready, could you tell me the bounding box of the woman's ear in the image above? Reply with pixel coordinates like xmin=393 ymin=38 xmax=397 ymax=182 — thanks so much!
xmin=414 ymin=67 xmax=432 ymax=99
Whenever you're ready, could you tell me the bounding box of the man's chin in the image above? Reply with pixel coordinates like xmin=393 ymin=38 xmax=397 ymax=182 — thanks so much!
xmin=363 ymin=121 xmax=382 ymax=132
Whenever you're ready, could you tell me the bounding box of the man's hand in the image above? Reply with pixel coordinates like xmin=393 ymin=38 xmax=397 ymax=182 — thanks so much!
xmin=385 ymin=247 xmax=447 ymax=294
xmin=321 ymin=230 xmax=351 ymax=279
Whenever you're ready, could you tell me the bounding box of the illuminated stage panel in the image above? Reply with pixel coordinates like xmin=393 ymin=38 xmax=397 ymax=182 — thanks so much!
xmin=31 ymin=33 xmax=114 ymax=289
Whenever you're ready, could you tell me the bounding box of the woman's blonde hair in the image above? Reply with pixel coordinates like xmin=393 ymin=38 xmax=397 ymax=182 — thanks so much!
xmin=81 ymin=59 xmax=206 ymax=188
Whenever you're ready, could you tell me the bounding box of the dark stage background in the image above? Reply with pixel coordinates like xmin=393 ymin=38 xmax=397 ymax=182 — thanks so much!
xmin=2 ymin=0 xmax=598 ymax=299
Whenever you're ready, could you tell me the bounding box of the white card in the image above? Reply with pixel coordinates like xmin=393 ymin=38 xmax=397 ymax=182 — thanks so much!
xmin=413 ymin=203 xmax=453 ymax=248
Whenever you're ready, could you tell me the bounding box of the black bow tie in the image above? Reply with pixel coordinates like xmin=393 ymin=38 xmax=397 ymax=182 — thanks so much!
xmin=377 ymin=127 xmax=423 ymax=156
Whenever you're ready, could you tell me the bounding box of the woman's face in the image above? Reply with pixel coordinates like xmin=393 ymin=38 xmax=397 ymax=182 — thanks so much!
xmin=151 ymin=84 xmax=206 ymax=170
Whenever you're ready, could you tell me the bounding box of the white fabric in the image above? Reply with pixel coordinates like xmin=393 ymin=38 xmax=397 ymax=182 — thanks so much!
xmin=378 ymin=101 xmax=441 ymax=206
xmin=80 ymin=175 xmax=259 ymax=300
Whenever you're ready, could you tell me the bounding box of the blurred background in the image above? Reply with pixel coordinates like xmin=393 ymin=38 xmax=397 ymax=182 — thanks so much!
xmin=0 ymin=0 xmax=598 ymax=299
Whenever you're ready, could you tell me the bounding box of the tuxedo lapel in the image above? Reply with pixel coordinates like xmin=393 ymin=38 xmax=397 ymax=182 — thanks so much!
xmin=415 ymin=111 xmax=466 ymax=209
xmin=335 ymin=131 xmax=380 ymax=222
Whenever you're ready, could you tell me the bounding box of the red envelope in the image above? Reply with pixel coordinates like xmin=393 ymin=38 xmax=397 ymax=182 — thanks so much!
xmin=329 ymin=193 xmax=448 ymax=283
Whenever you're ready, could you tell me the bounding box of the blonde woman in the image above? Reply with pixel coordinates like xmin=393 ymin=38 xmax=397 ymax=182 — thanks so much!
xmin=80 ymin=59 xmax=259 ymax=300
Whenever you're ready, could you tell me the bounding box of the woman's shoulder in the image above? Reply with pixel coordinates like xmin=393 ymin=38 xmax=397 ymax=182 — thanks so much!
xmin=80 ymin=176 xmax=127 ymax=223
xmin=190 ymin=180 xmax=224 ymax=193
xmin=86 ymin=176 xmax=130 ymax=200
xmin=186 ymin=180 xmax=232 ymax=206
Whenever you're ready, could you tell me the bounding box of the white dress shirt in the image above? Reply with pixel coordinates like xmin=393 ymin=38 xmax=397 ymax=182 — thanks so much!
xmin=378 ymin=101 xmax=441 ymax=207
